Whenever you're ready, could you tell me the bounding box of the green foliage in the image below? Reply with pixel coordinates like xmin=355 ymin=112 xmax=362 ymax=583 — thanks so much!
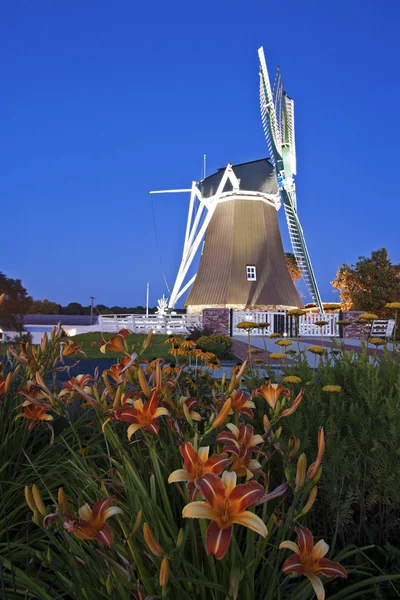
xmin=331 ymin=248 xmax=400 ymax=314
xmin=0 ymin=272 xmax=32 ymax=331
xmin=1 ymin=332 xmax=400 ymax=598
xmin=197 ymin=334 xmax=232 ymax=349
xmin=28 ymin=299 xmax=61 ymax=314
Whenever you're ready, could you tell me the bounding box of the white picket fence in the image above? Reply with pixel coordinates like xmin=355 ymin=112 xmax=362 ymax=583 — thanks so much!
xmin=98 ymin=313 xmax=201 ymax=335
xmin=232 ymin=311 xmax=340 ymax=337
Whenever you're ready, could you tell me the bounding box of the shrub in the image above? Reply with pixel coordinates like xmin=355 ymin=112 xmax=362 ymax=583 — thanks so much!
xmin=197 ymin=334 xmax=232 ymax=349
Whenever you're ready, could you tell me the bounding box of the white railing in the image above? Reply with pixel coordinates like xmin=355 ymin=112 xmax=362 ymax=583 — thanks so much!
xmin=98 ymin=313 xmax=201 ymax=335
xmin=232 ymin=311 xmax=286 ymax=336
xmin=232 ymin=311 xmax=339 ymax=337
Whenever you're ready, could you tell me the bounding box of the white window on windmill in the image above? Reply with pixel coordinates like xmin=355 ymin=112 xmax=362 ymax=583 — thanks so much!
xmin=246 ymin=265 xmax=257 ymax=281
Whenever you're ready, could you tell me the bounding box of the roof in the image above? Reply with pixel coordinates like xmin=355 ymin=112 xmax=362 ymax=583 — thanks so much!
xmin=185 ymin=198 xmax=303 ymax=308
xmin=23 ymin=315 xmax=98 ymax=326
xmin=198 ymin=158 xmax=278 ymax=199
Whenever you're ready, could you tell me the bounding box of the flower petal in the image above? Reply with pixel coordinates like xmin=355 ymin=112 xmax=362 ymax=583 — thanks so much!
xmin=168 ymin=469 xmax=192 ymax=483
xmin=221 ymin=471 xmax=237 ymax=496
xmin=182 ymin=501 xmax=216 ymax=520
xmin=228 ymin=480 xmax=265 ymax=511
xmin=249 ymin=434 xmax=264 ymax=447
xmin=79 ymin=503 xmax=92 ymax=521
xmin=103 ymin=506 xmax=123 ymax=520
xmin=230 ymin=510 xmax=267 ymax=537
xmin=180 ymin=442 xmax=201 ymax=474
xmin=153 ymin=407 xmax=170 ymax=418
xmin=296 ymin=526 xmax=314 ymax=553
xmin=195 ymin=473 xmax=226 ymax=508
xmin=226 ymin=423 xmax=240 ymax=436
xmin=308 ymin=575 xmax=325 ymax=600
xmin=282 ymin=554 xmax=304 ymax=575
xmin=313 ymin=539 xmax=329 ymax=559
xmin=95 ymin=523 xmax=113 ymax=548
xmin=279 ymin=541 xmax=300 ymax=553
xmin=197 ymin=446 xmax=210 ymax=464
xmin=204 ymin=453 xmax=231 ymax=474
xmin=92 ymin=498 xmax=114 ymax=521
xmin=206 ymin=521 xmax=232 ymax=560
xmin=127 ymin=423 xmax=143 ymax=439
xmin=316 ymin=558 xmax=348 ymax=579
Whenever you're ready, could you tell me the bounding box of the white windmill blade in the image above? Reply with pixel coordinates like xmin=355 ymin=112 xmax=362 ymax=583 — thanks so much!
xmin=283 ymin=189 xmax=323 ymax=312
xmin=258 ymin=47 xmax=282 ymax=161
xmin=272 ymin=65 xmax=285 ymax=150
xmin=283 ymin=94 xmax=297 ymax=176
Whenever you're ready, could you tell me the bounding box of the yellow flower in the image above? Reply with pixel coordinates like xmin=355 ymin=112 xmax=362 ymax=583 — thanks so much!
xmin=368 ymin=337 xmax=386 ymax=346
xmin=249 ymin=347 xmax=263 ymax=354
xmin=287 ymin=308 xmax=306 ymax=316
xmin=237 ymin=321 xmax=259 ymax=330
xmin=164 ymin=336 xmax=182 ymax=345
xmin=257 ymin=322 xmax=270 ymax=328
xmin=282 ymin=376 xmax=302 ymax=384
xmin=268 ymin=333 xmax=281 ymax=339
xmin=359 ymin=313 xmax=378 ymax=321
xmin=276 ymin=340 xmax=292 ymax=347
xmin=386 ymin=302 xmax=400 ymax=309
xmin=323 ymin=303 xmax=341 ymax=311
xmin=322 ymin=385 xmax=342 ymax=393
xmin=286 ymin=349 xmax=297 ymax=356
xmin=307 ymin=346 xmax=325 ymax=355
xmin=336 ymin=320 xmax=351 ymax=326
xmin=314 ymin=320 xmax=328 ymax=327
xmin=270 ymin=352 xmax=286 ymax=360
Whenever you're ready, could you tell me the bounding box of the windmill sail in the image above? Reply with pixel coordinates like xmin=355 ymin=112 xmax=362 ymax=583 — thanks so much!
xmin=258 ymin=46 xmax=323 ymax=312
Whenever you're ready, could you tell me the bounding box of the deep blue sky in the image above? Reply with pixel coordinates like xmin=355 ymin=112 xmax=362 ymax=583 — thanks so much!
xmin=2 ymin=0 xmax=399 ymax=307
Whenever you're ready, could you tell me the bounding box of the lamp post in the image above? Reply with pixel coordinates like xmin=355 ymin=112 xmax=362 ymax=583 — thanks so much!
xmin=146 ymin=281 xmax=150 ymax=319
xmin=90 ymin=296 xmax=96 ymax=325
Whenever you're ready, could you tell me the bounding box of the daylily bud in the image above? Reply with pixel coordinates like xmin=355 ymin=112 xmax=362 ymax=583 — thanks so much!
xmin=300 ymin=486 xmax=318 ymax=516
xmin=263 ymin=413 xmax=271 ymax=432
xmin=106 ymin=574 xmax=112 ymax=594
xmin=273 ymin=510 xmax=283 ymax=526
xmin=159 ymin=557 xmax=169 ymax=587
xmin=176 ymin=528 xmax=184 ymax=549
xmin=57 ymin=487 xmax=69 ymax=515
xmin=275 ymin=400 xmax=281 ymax=415
xmin=133 ymin=510 xmax=142 ymax=533
xmin=24 ymin=486 xmax=36 ymax=512
xmin=210 ymin=399 xmax=232 ymax=431
xmin=295 ymin=453 xmax=307 ymax=491
xmin=143 ymin=329 xmax=153 ymax=351
xmin=284 ymin=467 xmax=292 ymax=485
xmin=32 ymin=485 xmax=47 ymax=516
xmin=113 ymin=385 xmax=123 ymax=408
xmin=40 ymin=332 xmax=48 ymax=351
xmin=102 ymin=373 xmax=115 ymax=397
xmin=143 ymin=523 xmax=163 ymax=556
xmin=138 ymin=369 xmax=151 ymax=398
xmin=274 ymin=426 xmax=282 ymax=440
xmin=221 ymin=372 xmax=226 ymax=388
xmin=310 ymin=465 xmax=323 ymax=484
xmin=288 ymin=436 xmax=299 ymax=460
xmin=308 ymin=427 xmax=325 ymax=480
xmin=4 ymin=372 xmax=13 ymax=393
xmin=0 ymin=293 xmax=5 ymax=306
xmin=182 ymin=400 xmax=193 ymax=426
xmin=227 ymin=374 xmax=237 ymax=394
xmin=150 ymin=474 xmax=157 ymax=502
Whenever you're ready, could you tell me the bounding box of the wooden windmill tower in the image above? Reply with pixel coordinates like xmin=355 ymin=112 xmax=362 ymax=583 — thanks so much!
xmin=151 ymin=48 xmax=320 ymax=313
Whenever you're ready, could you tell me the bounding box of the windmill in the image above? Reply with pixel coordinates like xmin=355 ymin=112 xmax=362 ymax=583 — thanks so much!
xmin=150 ymin=47 xmax=319 ymax=313
xmin=258 ymin=47 xmax=323 ymax=312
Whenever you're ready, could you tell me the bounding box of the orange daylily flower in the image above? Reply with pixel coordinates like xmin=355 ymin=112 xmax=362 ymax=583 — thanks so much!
xmin=228 ymin=390 xmax=255 ymax=418
xmin=63 ymin=498 xmax=122 ymax=548
xmin=168 ymin=442 xmax=230 ymax=499
xmin=210 ymin=398 xmax=232 ymax=430
xmin=217 ymin=423 xmax=264 ymax=452
xmin=100 ymin=334 xmax=128 ymax=355
xmin=59 ymin=374 xmax=93 ymax=399
xmin=113 ymin=390 xmax=169 ymax=438
xmin=227 ymin=444 xmax=263 ymax=481
xmin=279 ymin=388 xmax=305 ymax=418
xmin=105 ymin=356 xmax=134 ymax=383
xmin=280 ymin=526 xmax=347 ymax=600
xmin=254 ymin=382 xmax=289 ymax=410
xmin=15 ymin=402 xmax=53 ymax=429
xmin=183 ymin=472 xmax=267 ymax=559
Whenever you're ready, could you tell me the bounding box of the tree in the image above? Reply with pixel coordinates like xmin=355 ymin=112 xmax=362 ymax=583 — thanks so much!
xmin=0 ymin=272 xmax=32 ymax=331
xmin=285 ymin=252 xmax=301 ymax=282
xmin=331 ymin=248 xmax=400 ymax=315
xmin=28 ymin=299 xmax=61 ymax=314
